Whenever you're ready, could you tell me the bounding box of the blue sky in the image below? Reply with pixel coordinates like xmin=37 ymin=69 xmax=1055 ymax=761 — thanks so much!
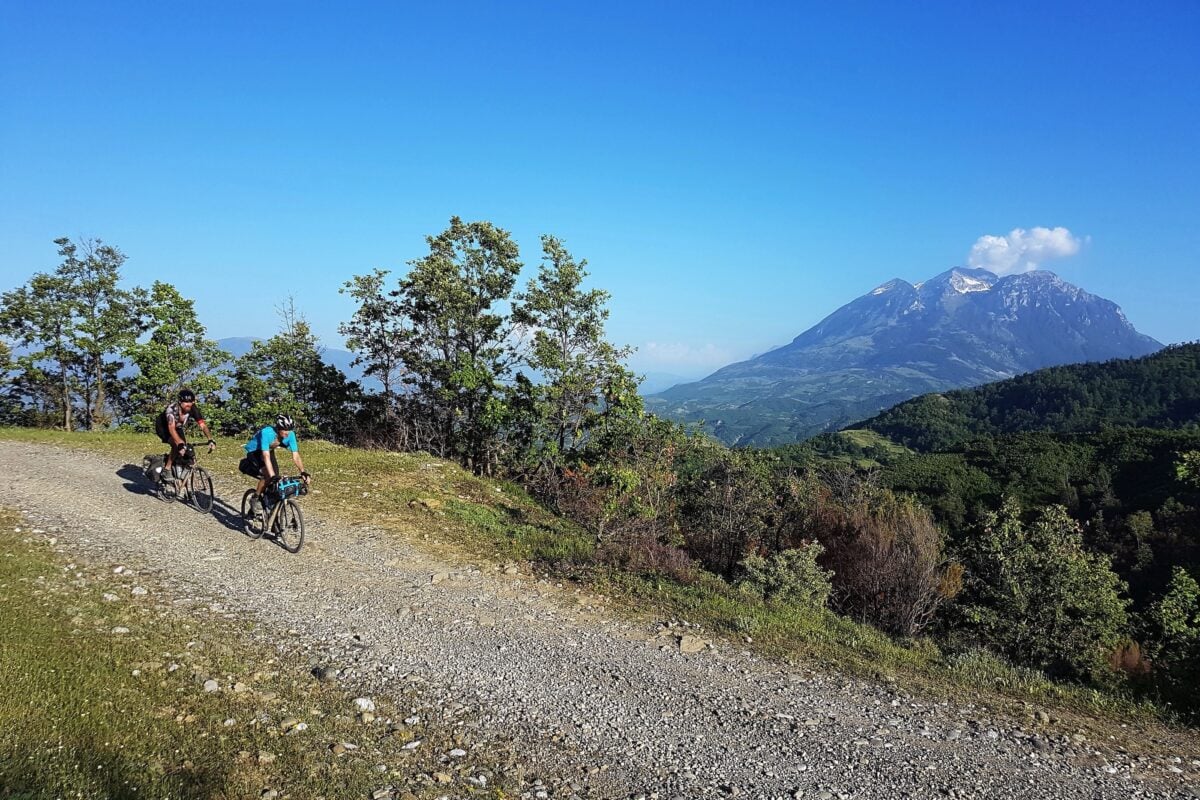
xmin=2 ymin=1 xmax=1198 ymax=379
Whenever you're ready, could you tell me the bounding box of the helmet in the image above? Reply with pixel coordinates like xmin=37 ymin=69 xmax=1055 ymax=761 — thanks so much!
xmin=178 ymin=388 xmax=196 ymax=402
xmin=275 ymin=413 xmax=295 ymax=431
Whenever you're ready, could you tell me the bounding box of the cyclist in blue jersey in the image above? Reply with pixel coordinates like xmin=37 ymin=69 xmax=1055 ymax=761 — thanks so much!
xmin=238 ymin=413 xmax=311 ymax=496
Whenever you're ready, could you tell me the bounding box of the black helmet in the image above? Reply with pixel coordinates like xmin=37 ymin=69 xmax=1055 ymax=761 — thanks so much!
xmin=178 ymin=388 xmax=196 ymax=402
xmin=275 ymin=413 xmax=295 ymax=431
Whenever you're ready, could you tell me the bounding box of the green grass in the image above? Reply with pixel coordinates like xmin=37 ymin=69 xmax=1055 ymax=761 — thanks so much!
xmin=2 ymin=427 xmax=1195 ymax=746
xmin=0 ymin=507 xmax=517 ymax=799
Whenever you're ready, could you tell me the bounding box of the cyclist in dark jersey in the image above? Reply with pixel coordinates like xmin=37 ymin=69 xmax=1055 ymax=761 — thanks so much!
xmin=154 ymin=388 xmax=215 ymax=479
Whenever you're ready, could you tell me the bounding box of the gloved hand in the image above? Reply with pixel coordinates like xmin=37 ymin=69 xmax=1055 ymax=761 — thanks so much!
xmin=206 ymin=439 xmax=216 ymax=453
xmin=300 ymin=470 xmax=311 ymax=484
xmin=174 ymin=442 xmax=189 ymax=456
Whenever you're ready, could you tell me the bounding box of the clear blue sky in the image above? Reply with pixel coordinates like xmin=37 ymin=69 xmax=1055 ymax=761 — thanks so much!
xmin=2 ymin=1 xmax=1197 ymax=379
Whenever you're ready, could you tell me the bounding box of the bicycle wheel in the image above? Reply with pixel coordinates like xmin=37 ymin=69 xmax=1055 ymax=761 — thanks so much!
xmin=241 ymin=489 xmax=266 ymax=539
xmin=188 ymin=467 xmax=215 ymax=514
xmin=158 ymin=474 xmax=178 ymax=503
xmin=275 ymin=499 xmax=305 ymax=554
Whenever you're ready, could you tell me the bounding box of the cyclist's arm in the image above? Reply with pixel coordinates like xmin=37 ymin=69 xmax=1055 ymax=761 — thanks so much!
xmin=291 ymin=450 xmax=307 ymax=479
xmin=168 ymin=417 xmax=186 ymax=447
xmin=197 ymin=418 xmax=215 ymax=444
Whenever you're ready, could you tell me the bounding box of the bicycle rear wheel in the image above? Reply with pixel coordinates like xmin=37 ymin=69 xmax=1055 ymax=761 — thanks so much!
xmin=188 ymin=467 xmax=215 ymax=513
xmin=275 ymin=499 xmax=305 ymax=554
xmin=241 ymin=489 xmax=266 ymax=539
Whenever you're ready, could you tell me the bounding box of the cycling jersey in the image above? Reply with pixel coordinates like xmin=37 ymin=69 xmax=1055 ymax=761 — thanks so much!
xmin=244 ymin=425 xmax=298 ymax=454
xmin=165 ymin=401 xmax=205 ymax=428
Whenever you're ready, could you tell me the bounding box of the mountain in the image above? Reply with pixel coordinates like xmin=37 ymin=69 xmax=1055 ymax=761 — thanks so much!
xmin=646 ymin=267 xmax=1163 ymax=446
xmin=637 ymin=371 xmax=702 ymax=396
xmin=853 ymin=342 xmax=1200 ymax=452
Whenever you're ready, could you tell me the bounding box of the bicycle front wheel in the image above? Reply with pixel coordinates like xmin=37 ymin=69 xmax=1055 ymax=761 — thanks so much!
xmin=241 ymin=489 xmax=266 ymax=539
xmin=275 ymin=499 xmax=305 ymax=554
xmin=188 ymin=468 xmax=215 ymax=514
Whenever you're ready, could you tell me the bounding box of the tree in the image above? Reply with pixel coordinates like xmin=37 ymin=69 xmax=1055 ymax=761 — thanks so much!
xmin=124 ymin=281 xmax=230 ymax=429
xmin=956 ymin=499 xmax=1130 ymax=679
xmin=0 ymin=266 xmax=81 ymax=429
xmin=338 ymin=269 xmax=408 ymax=444
xmin=512 ymin=235 xmax=637 ymax=461
xmin=395 ymin=217 xmax=523 ymax=473
xmin=58 ymin=238 xmax=146 ymax=429
xmin=227 ymin=300 xmax=360 ymax=440
xmin=0 ymin=237 xmax=145 ymax=430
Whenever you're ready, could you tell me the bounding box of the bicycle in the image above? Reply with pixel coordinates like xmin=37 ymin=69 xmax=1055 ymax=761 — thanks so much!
xmin=241 ymin=476 xmax=306 ymax=553
xmin=142 ymin=443 xmax=215 ymax=514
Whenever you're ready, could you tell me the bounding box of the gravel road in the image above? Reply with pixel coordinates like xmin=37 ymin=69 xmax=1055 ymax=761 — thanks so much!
xmin=1 ymin=440 xmax=1197 ymax=799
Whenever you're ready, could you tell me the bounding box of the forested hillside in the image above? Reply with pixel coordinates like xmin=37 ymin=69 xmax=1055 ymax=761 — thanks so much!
xmin=854 ymin=343 xmax=1200 ymax=451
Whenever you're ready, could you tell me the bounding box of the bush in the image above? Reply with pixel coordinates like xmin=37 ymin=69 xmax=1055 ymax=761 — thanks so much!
xmin=955 ymin=499 xmax=1130 ymax=680
xmin=736 ymin=543 xmax=832 ymax=609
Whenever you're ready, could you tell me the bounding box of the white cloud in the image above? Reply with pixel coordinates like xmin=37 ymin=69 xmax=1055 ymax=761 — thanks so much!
xmin=967 ymin=227 xmax=1085 ymax=275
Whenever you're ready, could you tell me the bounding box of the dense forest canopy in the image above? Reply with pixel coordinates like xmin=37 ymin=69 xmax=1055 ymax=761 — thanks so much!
xmin=853 ymin=343 xmax=1200 ymax=452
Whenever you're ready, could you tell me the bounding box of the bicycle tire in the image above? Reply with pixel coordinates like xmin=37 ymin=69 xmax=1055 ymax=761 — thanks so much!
xmin=276 ymin=499 xmax=305 ymax=554
xmin=188 ymin=467 xmax=215 ymax=514
xmin=241 ymin=489 xmax=266 ymax=539
xmin=158 ymin=475 xmax=178 ymax=503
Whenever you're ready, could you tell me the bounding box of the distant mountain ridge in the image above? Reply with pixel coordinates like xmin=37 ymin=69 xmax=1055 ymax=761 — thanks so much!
xmin=646 ymin=267 xmax=1162 ymax=446
xmin=216 ymin=338 xmax=378 ymax=391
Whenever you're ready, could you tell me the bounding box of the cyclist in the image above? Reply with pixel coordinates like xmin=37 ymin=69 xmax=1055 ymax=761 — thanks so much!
xmin=154 ymin=388 xmax=215 ymax=481
xmin=239 ymin=413 xmax=311 ymax=496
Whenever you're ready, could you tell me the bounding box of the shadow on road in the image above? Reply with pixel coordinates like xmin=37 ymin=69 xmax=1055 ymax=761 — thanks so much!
xmin=116 ymin=464 xmax=252 ymax=537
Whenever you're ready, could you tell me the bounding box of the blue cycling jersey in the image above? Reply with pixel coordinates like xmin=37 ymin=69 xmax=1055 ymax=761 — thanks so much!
xmin=244 ymin=426 xmax=298 ymax=454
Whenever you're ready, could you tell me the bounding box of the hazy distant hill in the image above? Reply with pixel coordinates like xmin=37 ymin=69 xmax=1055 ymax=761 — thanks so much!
xmin=216 ymin=338 xmax=379 ymax=392
xmin=646 ymin=267 xmax=1162 ymax=446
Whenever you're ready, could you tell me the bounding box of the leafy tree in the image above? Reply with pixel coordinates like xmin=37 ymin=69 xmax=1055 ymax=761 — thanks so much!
xmin=395 ymin=217 xmax=523 ymax=473
xmin=123 ymin=281 xmax=230 ymax=430
xmin=512 ymin=235 xmax=636 ymax=461
xmin=0 ymin=263 xmax=81 ymax=429
xmin=955 ymin=499 xmax=1130 ymax=679
xmin=338 ymin=269 xmax=408 ymax=443
xmin=1143 ymin=566 xmax=1200 ymax=690
xmin=58 ymin=238 xmax=147 ymax=428
xmin=0 ymin=237 xmax=145 ymax=430
xmin=227 ymin=300 xmax=359 ymax=440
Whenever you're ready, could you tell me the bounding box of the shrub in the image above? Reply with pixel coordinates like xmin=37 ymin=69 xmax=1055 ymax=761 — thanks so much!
xmin=955 ymin=499 xmax=1130 ymax=681
xmin=736 ymin=543 xmax=832 ymax=609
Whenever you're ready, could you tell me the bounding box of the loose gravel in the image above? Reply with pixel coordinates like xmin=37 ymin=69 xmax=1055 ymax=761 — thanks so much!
xmin=2 ymin=440 xmax=1197 ymax=799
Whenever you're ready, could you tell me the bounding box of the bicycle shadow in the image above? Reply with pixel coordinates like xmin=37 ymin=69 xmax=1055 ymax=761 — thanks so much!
xmin=115 ymin=464 xmax=255 ymax=537
xmin=117 ymin=464 xmax=157 ymax=497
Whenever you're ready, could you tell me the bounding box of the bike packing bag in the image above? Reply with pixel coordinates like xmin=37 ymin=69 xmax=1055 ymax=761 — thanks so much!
xmin=276 ymin=477 xmax=303 ymax=498
xmin=153 ymin=411 xmax=170 ymax=443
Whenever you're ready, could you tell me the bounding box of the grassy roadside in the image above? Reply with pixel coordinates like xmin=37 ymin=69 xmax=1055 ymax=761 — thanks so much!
xmin=2 ymin=427 xmax=1195 ymax=748
xmin=0 ymin=506 xmax=521 ymax=799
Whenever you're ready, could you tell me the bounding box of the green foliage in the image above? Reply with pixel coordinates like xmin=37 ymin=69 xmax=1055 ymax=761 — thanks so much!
xmin=510 ymin=235 xmax=637 ymax=462
xmin=858 ymin=342 xmax=1200 ymax=451
xmin=227 ymin=301 xmax=360 ymax=439
xmin=0 ymin=238 xmax=151 ymax=430
xmin=394 ymin=217 xmax=524 ymax=473
xmin=1141 ymin=567 xmax=1200 ymax=697
xmin=737 ymin=543 xmax=832 ymax=609
xmin=1177 ymin=450 xmax=1200 ymax=490
xmin=123 ymin=281 xmax=230 ymax=431
xmin=956 ymin=500 xmax=1130 ymax=680
xmin=338 ymin=269 xmax=408 ymax=445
